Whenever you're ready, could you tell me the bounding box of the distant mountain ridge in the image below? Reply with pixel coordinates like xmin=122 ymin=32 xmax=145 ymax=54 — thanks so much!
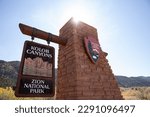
xmin=115 ymin=75 xmax=150 ymax=87
xmin=0 ymin=60 xmax=150 ymax=87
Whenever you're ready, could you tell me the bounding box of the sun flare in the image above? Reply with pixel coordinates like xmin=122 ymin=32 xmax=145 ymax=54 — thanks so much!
xmin=64 ymin=5 xmax=92 ymax=24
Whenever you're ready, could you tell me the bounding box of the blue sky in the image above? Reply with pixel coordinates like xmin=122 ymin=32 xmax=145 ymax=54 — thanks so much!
xmin=0 ymin=0 xmax=150 ymax=76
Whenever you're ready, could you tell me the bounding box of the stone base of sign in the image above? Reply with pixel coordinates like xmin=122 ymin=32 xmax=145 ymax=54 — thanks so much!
xmin=56 ymin=18 xmax=123 ymax=99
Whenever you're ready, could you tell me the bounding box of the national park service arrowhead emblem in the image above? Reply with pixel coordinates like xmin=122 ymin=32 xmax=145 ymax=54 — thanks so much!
xmin=84 ymin=36 xmax=101 ymax=64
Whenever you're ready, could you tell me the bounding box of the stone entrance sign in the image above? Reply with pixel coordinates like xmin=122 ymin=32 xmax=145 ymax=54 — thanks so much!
xmin=15 ymin=18 xmax=123 ymax=99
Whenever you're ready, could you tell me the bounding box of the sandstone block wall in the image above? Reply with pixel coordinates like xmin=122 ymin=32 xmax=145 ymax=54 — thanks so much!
xmin=56 ymin=18 xmax=123 ymax=99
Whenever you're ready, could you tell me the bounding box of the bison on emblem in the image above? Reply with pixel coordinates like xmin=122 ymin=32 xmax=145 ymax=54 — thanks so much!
xmin=84 ymin=36 xmax=100 ymax=63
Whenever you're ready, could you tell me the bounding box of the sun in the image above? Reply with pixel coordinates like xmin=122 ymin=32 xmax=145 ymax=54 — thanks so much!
xmin=64 ymin=5 xmax=92 ymax=24
xmin=70 ymin=7 xmax=86 ymax=22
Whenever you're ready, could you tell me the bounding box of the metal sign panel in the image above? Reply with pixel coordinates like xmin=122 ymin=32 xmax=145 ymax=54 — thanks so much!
xmin=84 ymin=36 xmax=100 ymax=64
xmin=15 ymin=41 xmax=55 ymax=97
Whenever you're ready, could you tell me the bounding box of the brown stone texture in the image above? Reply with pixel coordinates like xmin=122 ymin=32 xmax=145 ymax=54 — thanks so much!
xmin=56 ymin=18 xmax=123 ymax=99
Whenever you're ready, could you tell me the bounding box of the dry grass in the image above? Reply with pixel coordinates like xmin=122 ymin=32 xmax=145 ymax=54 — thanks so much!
xmin=1 ymin=86 xmax=150 ymax=100
xmin=121 ymin=87 xmax=150 ymax=100
xmin=0 ymin=87 xmax=54 ymax=100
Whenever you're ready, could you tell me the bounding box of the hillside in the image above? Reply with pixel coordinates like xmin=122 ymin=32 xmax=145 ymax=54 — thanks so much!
xmin=0 ymin=60 xmax=150 ymax=87
xmin=116 ymin=76 xmax=150 ymax=87
xmin=0 ymin=60 xmax=19 ymax=87
xmin=0 ymin=60 xmax=19 ymax=79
